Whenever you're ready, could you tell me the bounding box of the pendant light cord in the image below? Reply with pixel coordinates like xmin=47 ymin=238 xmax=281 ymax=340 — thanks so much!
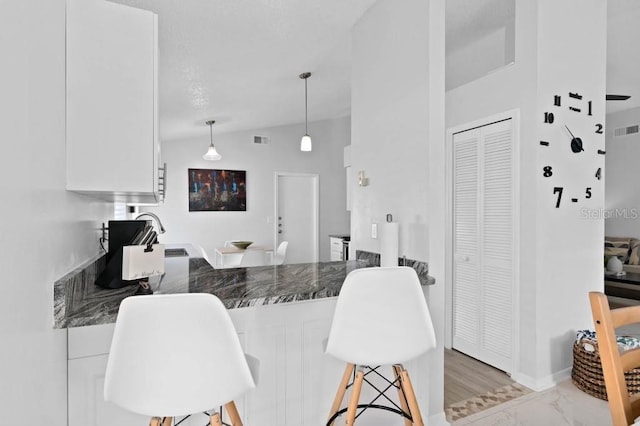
xmin=304 ymin=77 xmax=308 ymax=134
xmin=209 ymin=123 xmax=213 ymax=147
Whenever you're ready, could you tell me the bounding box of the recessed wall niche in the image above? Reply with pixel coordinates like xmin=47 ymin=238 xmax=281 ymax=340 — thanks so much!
xmin=445 ymin=0 xmax=516 ymax=90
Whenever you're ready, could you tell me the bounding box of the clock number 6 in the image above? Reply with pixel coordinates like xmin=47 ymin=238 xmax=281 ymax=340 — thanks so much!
xmin=553 ymin=187 xmax=563 ymax=208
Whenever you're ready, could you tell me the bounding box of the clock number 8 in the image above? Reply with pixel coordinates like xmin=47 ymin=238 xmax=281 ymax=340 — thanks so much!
xmin=543 ymin=166 xmax=553 ymax=177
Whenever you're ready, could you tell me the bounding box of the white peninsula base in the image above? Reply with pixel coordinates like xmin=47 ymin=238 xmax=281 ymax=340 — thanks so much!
xmin=68 ymin=296 xmax=442 ymax=425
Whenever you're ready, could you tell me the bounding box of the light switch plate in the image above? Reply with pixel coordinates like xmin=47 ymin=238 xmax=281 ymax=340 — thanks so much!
xmin=371 ymin=223 xmax=378 ymax=239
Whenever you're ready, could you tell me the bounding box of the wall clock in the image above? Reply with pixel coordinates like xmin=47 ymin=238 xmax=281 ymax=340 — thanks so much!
xmin=540 ymin=91 xmax=605 ymax=208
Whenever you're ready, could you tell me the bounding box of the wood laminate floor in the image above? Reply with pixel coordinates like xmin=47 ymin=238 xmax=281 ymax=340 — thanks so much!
xmin=444 ymin=349 xmax=513 ymax=406
xmin=444 ymin=348 xmax=532 ymax=422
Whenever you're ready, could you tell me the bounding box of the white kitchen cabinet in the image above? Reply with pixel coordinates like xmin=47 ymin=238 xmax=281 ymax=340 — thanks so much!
xmin=67 ymin=323 xmax=147 ymax=426
xmin=66 ymin=0 xmax=163 ymax=204
xmin=330 ymin=237 xmax=344 ymax=261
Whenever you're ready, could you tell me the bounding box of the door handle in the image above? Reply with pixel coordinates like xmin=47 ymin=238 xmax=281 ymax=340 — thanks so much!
xmin=278 ymin=230 xmax=282 ymax=234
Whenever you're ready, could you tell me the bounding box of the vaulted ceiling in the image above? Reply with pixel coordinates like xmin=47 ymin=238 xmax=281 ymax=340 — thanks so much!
xmin=110 ymin=0 xmax=640 ymax=142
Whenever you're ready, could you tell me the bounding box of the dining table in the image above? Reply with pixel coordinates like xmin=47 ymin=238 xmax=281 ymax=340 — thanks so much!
xmin=214 ymin=245 xmax=273 ymax=268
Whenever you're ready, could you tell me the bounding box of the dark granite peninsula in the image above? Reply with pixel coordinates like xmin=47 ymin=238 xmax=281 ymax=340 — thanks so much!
xmin=54 ymin=245 xmax=433 ymax=329
xmin=59 ymin=245 xmax=435 ymax=425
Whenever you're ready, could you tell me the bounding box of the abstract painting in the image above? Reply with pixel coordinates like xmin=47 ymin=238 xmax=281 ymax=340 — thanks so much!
xmin=188 ymin=168 xmax=247 ymax=211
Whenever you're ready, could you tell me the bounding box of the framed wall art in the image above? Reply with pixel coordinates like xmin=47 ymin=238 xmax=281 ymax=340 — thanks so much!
xmin=188 ymin=168 xmax=247 ymax=212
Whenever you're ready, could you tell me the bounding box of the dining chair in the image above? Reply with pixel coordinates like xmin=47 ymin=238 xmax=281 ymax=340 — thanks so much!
xmin=273 ymin=241 xmax=288 ymax=265
xmin=325 ymin=266 xmax=436 ymax=425
xmin=240 ymin=248 xmax=266 ymax=267
xmin=104 ymin=293 xmax=257 ymax=425
xmin=590 ymin=291 xmax=640 ymax=426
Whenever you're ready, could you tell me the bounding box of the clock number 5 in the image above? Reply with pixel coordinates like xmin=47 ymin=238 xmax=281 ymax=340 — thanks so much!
xmin=586 ymin=187 xmax=592 ymax=199
xmin=553 ymin=187 xmax=563 ymax=208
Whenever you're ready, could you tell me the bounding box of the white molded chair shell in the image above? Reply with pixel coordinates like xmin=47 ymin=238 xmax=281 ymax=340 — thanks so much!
xmin=273 ymin=241 xmax=288 ymax=265
xmin=239 ymin=248 xmax=265 ymax=267
xmin=104 ymin=293 xmax=255 ymax=417
xmin=325 ymin=266 xmax=436 ymax=366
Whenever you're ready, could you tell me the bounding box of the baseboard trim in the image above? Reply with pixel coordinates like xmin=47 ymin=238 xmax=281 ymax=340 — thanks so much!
xmin=511 ymin=367 xmax=572 ymax=392
xmin=428 ymin=411 xmax=450 ymax=426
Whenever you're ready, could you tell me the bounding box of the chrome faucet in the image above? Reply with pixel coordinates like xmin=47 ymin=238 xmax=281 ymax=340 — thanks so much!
xmin=134 ymin=212 xmax=166 ymax=234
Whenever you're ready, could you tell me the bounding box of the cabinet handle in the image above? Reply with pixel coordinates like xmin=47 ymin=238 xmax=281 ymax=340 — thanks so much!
xmin=158 ymin=162 xmax=167 ymax=202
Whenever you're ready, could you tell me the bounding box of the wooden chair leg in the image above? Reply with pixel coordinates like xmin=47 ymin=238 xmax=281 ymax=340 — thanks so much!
xmin=149 ymin=417 xmax=162 ymax=426
xmin=392 ymin=365 xmax=412 ymax=426
xmin=209 ymin=412 xmax=222 ymax=426
xmin=345 ymin=368 xmax=364 ymax=425
xmin=161 ymin=417 xmax=172 ymax=426
xmin=224 ymin=401 xmax=243 ymax=426
xmin=399 ymin=368 xmax=424 ymax=426
xmin=327 ymin=363 xmax=355 ymax=425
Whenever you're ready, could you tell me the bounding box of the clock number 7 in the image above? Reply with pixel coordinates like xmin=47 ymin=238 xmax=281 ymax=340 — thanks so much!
xmin=553 ymin=187 xmax=564 ymax=208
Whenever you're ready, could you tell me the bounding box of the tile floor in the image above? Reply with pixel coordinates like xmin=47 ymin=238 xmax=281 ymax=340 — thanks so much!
xmin=451 ymin=379 xmax=612 ymax=425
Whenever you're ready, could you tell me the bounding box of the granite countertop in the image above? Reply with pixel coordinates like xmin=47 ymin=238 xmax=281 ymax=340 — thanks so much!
xmin=54 ymin=247 xmax=434 ymax=329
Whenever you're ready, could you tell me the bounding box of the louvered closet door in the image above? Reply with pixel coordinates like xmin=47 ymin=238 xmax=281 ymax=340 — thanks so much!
xmin=452 ymin=118 xmax=514 ymax=374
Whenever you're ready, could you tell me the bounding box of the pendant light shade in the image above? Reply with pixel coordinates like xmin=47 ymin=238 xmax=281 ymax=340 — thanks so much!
xmin=203 ymin=120 xmax=222 ymax=161
xmin=300 ymin=134 xmax=312 ymax=152
xmin=299 ymin=72 xmax=312 ymax=152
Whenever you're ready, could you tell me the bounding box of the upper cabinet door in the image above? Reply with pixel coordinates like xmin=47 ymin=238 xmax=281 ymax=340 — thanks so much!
xmin=66 ymin=0 xmax=159 ymax=203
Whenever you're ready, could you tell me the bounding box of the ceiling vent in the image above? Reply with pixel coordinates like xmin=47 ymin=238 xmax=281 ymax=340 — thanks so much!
xmin=253 ymin=135 xmax=270 ymax=145
xmin=614 ymin=125 xmax=639 ymax=138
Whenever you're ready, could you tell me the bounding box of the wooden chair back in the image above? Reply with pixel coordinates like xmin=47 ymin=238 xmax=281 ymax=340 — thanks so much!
xmin=590 ymin=291 xmax=640 ymax=426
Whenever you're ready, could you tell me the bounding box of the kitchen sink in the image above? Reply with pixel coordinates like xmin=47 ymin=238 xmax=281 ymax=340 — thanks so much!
xmin=165 ymin=248 xmax=189 ymax=257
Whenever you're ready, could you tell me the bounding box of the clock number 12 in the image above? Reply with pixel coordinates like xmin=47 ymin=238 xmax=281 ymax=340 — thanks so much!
xmin=553 ymin=187 xmax=563 ymax=208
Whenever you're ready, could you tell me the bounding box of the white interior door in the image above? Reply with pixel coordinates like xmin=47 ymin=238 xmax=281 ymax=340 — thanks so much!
xmin=452 ymin=118 xmax=515 ymax=374
xmin=275 ymin=173 xmax=319 ymax=264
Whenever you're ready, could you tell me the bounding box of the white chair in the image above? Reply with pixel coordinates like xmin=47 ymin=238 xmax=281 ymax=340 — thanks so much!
xmin=325 ymin=267 xmax=436 ymax=425
xmin=239 ymin=248 xmax=265 ymax=267
xmin=104 ymin=293 xmax=256 ymax=426
xmin=273 ymin=241 xmax=288 ymax=265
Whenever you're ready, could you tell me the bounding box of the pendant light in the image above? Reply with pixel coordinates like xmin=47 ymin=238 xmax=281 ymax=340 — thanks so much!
xmin=203 ymin=120 xmax=222 ymax=161
xmin=299 ymin=72 xmax=312 ymax=152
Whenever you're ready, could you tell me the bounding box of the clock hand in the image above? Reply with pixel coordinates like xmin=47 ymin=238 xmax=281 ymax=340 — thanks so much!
xmin=565 ymin=125 xmax=584 ymax=153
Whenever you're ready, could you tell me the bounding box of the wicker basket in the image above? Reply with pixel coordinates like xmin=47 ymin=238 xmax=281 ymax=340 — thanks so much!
xmin=571 ymin=339 xmax=640 ymax=400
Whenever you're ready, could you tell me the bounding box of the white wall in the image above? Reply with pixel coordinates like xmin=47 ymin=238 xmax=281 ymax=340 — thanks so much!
xmin=446 ymin=27 xmax=508 ymax=91
xmin=446 ymin=0 xmax=606 ymax=390
xmin=146 ymin=117 xmax=351 ymax=262
xmin=351 ymin=0 xmax=447 ymax=422
xmin=605 ymin=106 xmax=640 ymax=236
xmin=0 ymin=1 xmax=114 ymax=424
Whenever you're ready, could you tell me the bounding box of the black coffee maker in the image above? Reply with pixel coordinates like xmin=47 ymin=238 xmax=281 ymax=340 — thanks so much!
xmin=95 ymin=220 xmax=153 ymax=289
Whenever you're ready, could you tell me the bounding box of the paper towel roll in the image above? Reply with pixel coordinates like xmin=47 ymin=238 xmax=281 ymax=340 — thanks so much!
xmin=380 ymin=222 xmax=399 ymax=267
